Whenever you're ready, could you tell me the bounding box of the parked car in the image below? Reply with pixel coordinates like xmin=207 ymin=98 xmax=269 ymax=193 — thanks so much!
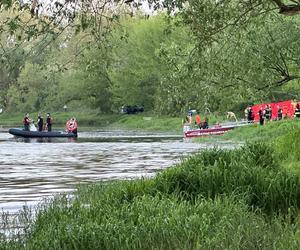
xmin=121 ymin=105 xmax=144 ymax=114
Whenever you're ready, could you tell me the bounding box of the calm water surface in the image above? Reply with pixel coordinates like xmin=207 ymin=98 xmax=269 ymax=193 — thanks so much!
xmin=0 ymin=130 xmax=223 ymax=213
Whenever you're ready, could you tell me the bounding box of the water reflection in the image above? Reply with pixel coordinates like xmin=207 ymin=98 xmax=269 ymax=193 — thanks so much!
xmin=20 ymin=137 xmax=77 ymax=143
xmin=0 ymin=131 xmax=206 ymax=212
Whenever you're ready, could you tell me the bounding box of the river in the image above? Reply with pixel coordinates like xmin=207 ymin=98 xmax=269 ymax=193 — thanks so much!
xmin=0 ymin=130 xmax=214 ymax=213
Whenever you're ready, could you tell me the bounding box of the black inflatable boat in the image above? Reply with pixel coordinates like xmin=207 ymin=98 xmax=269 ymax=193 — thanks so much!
xmin=9 ymin=128 xmax=77 ymax=138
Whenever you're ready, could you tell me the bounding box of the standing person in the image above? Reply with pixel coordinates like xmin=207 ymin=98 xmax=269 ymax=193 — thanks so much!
xmin=37 ymin=113 xmax=44 ymax=132
xmin=183 ymin=115 xmax=192 ymax=133
xmin=264 ymin=105 xmax=272 ymax=122
xmin=46 ymin=113 xmax=53 ymax=132
xmin=258 ymin=108 xmax=264 ymax=125
xmin=277 ymin=106 xmax=283 ymax=120
xmin=23 ymin=113 xmax=31 ymax=131
xmin=244 ymin=107 xmax=249 ymax=121
xmin=247 ymin=107 xmax=253 ymax=123
xmin=294 ymin=103 xmax=300 ymax=118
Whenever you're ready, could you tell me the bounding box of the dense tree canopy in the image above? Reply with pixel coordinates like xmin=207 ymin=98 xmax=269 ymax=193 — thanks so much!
xmin=0 ymin=0 xmax=300 ymax=116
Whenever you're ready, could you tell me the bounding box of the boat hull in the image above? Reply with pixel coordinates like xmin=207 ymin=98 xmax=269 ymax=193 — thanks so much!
xmin=9 ymin=128 xmax=77 ymax=138
xmin=184 ymin=126 xmax=234 ymax=138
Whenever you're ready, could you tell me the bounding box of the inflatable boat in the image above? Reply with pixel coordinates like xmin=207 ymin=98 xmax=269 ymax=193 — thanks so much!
xmin=9 ymin=128 xmax=77 ymax=138
xmin=184 ymin=121 xmax=252 ymax=138
xmin=184 ymin=126 xmax=234 ymax=138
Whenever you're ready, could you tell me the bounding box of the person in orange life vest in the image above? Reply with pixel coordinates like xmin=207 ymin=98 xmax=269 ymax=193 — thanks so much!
xmin=195 ymin=114 xmax=201 ymax=128
xmin=23 ymin=113 xmax=31 ymax=131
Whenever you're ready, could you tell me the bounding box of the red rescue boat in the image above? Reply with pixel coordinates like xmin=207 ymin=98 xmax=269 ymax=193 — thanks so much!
xmin=184 ymin=121 xmax=251 ymax=138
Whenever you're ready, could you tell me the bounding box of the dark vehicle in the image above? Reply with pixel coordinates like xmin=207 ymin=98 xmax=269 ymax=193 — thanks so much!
xmin=121 ymin=105 xmax=144 ymax=114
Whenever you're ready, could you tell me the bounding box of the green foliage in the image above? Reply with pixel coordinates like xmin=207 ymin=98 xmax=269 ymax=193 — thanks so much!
xmin=6 ymin=63 xmax=55 ymax=112
xmin=2 ymin=4 xmax=300 ymax=116
xmin=109 ymin=16 xmax=170 ymax=111
xmin=276 ymin=128 xmax=300 ymax=162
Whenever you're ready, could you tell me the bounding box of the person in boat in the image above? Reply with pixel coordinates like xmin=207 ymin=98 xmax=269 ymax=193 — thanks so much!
xmin=46 ymin=113 xmax=53 ymax=132
xmin=258 ymin=107 xmax=264 ymax=125
xmin=194 ymin=113 xmax=201 ymax=129
xmin=277 ymin=106 xmax=283 ymax=120
xmin=183 ymin=115 xmax=192 ymax=133
xmin=37 ymin=113 xmax=44 ymax=132
xmin=66 ymin=117 xmax=78 ymax=136
xmin=264 ymin=105 xmax=272 ymax=122
xmin=202 ymin=117 xmax=209 ymax=129
xmin=23 ymin=113 xmax=31 ymax=131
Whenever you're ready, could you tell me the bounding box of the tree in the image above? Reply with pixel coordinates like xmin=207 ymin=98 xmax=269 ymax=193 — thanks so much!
xmin=109 ymin=16 xmax=171 ymax=111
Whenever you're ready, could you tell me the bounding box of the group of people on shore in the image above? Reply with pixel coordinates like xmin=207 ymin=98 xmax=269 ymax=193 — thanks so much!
xmin=245 ymin=103 xmax=300 ymax=125
xmin=23 ymin=113 xmax=78 ymax=134
xmin=245 ymin=105 xmax=274 ymax=125
xmin=183 ymin=102 xmax=300 ymax=132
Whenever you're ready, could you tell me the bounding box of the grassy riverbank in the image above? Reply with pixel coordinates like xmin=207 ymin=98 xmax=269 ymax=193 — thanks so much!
xmin=2 ymin=121 xmax=300 ymax=248
xmin=0 ymin=111 xmax=184 ymax=133
xmin=192 ymin=118 xmax=300 ymax=144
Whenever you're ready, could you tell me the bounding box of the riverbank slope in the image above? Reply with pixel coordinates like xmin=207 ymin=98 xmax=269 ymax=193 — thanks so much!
xmin=0 ymin=112 xmax=183 ymax=133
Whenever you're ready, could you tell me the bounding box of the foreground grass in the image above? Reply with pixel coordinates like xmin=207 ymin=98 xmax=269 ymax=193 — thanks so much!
xmin=2 ymin=129 xmax=300 ymax=249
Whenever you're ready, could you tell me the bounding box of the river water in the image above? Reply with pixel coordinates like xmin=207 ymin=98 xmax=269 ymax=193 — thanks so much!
xmin=0 ymin=130 xmax=218 ymax=213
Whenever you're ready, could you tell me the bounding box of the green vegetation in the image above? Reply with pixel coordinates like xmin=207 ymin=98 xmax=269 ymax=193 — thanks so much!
xmin=1 ymin=3 xmax=300 ymax=117
xmin=0 ymin=111 xmax=184 ymax=133
xmin=2 ymin=1 xmax=300 ymax=249
xmin=205 ymin=119 xmax=300 ymax=142
xmin=2 ymin=130 xmax=300 ymax=249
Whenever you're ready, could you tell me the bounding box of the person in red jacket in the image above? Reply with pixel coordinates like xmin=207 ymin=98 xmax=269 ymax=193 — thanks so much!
xmin=23 ymin=113 xmax=31 ymax=131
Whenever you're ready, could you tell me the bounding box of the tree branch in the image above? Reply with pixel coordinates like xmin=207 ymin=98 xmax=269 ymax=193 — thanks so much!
xmin=272 ymin=0 xmax=300 ymax=15
xmin=258 ymin=75 xmax=300 ymax=90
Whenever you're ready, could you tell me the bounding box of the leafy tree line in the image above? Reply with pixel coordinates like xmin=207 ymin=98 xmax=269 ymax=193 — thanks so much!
xmin=1 ymin=1 xmax=300 ymax=116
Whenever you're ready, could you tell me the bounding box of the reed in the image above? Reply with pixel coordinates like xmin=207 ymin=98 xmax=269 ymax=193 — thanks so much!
xmin=2 ymin=194 xmax=299 ymax=250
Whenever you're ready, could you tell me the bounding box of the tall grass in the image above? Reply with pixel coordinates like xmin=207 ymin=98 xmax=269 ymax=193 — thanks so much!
xmin=2 ymin=194 xmax=299 ymax=250
xmin=156 ymin=142 xmax=300 ymax=216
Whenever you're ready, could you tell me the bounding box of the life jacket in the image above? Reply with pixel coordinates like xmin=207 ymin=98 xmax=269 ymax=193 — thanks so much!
xmin=23 ymin=117 xmax=30 ymax=125
xmin=195 ymin=115 xmax=201 ymax=124
xmin=46 ymin=117 xmax=53 ymax=125
xmin=66 ymin=120 xmax=78 ymax=132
